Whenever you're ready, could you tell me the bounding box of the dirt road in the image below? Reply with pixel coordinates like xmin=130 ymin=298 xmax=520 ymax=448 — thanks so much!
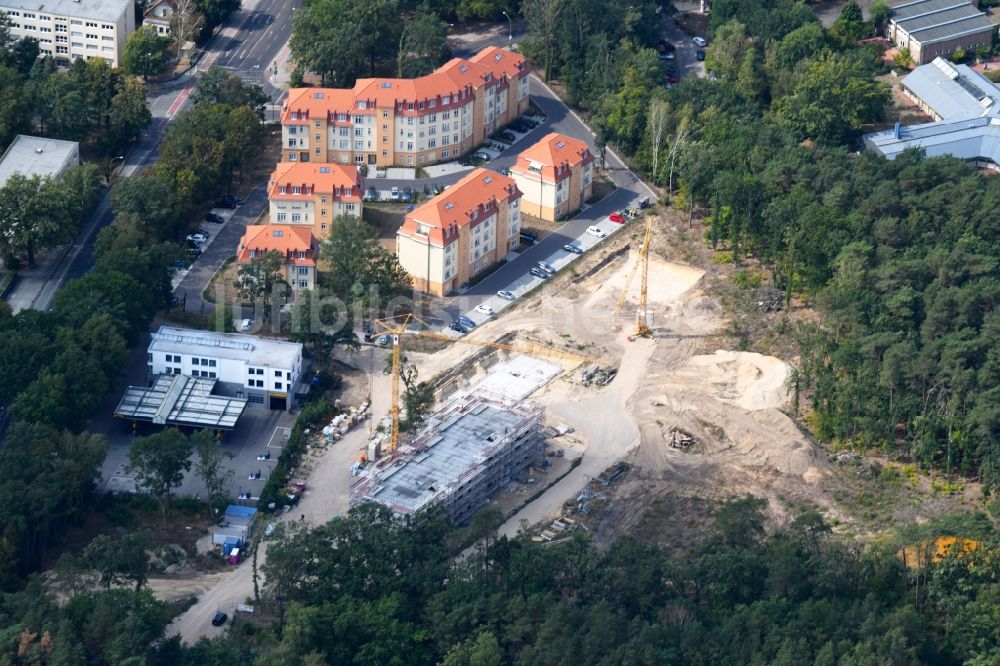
xmin=165 ymin=367 xmax=391 ymax=644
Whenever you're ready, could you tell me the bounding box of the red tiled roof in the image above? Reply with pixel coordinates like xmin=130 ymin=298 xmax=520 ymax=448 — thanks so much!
xmin=281 ymin=47 xmax=528 ymax=123
xmin=238 ymin=225 xmax=316 ymax=266
xmin=268 ymin=162 xmax=362 ymax=199
xmin=510 ymin=132 xmax=594 ymax=183
xmin=398 ymin=168 xmax=521 ymax=247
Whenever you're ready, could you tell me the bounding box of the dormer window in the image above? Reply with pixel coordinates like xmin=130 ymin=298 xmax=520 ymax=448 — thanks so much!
xmin=292 ymin=186 xmax=301 ymax=194
xmin=279 ymin=185 xmax=287 ymax=194
xmin=272 ymin=230 xmax=284 ymax=237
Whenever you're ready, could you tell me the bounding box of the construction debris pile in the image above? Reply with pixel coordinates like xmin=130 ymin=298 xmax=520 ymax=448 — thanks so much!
xmin=754 ymin=286 xmax=785 ymax=312
xmin=320 ymin=400 xmax=369 ymax=443
xmin=580 ymin=365 xmax=617 ymax=387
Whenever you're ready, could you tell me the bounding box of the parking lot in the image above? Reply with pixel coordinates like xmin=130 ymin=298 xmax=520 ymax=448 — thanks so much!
xmin=100 ymin=406 xmax=296 ymax=501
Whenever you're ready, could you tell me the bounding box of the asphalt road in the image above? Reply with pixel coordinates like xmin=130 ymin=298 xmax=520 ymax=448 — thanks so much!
xmin=174 ymin=187 xmax=268 ymax=317
xmin=30 ymin=0 xmax=295 ymax=312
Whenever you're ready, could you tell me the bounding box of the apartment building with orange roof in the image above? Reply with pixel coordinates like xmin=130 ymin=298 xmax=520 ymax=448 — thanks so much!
xmin=510 ymin=132 xmax=594 ymax=221
xmin=280 ymin=46 xmax=529 ymax=169
xmin=237 ymin=225 xmax=318 ymax=291
xmin=267 ymin=162 xmax=363 ymax=240
xmin=396 ymin=168 xmax=522 ymax=295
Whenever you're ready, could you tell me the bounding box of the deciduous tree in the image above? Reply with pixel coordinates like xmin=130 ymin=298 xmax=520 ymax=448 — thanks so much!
xmin=127 ymin=429 xmax=194 ymax=527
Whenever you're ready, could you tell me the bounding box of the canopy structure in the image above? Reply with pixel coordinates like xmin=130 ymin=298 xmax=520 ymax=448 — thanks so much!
xmin=114 ymin=374 xmax=247 ymax=430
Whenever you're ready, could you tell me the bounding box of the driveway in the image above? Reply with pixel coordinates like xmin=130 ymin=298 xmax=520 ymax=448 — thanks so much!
xmin=433 ymin=75 xmax=656 ymax=325
xmin=175 ymin=186 xmax=266 ymax=317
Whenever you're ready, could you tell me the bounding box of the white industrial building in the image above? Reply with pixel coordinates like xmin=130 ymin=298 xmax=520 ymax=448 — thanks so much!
xmin=147 ymin=326 xmax=304 ymax=411
xmin=0 ymin=0 xmax=136 ymax=67
xmin=864 ymin=58 xmax=1000 ymax=169
xmin=0 ymin=135 xmax=79 ymax=187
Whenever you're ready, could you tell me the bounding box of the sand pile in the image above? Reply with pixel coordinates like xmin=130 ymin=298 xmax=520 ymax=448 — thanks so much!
xmin=665 ymin=350 xmax=790 ymax=411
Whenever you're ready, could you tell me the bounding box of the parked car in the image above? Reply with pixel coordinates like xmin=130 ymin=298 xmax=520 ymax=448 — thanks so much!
xmin=659 ymin=51 xmax=674 ymax=60
xmin=497 ymin=289 xmax=515 ymax=301
xmin=587 ymin=225 xmax=607 ymax=238
xmin=402 ymin=187 xmax=412 ymax=200
xmin=457 ymin=315 xmax=477 ymax=329
xmin=500 ymin=131 xmax=516 ymax=142
xmin=215 ymin=195 xmax=241 ymax=208
xmin=536 ymin=261 xmax=556 ymax=276
xmin=696 ymin=49 xmax=705 ymax=61
xmin=390 ymin=186 xmax=400 ymax=200
xmin=473 ymin=151 xmax=491 ymax=161
xmin=374 ymin=334 xmax=391 ymax=346
xmin=187 ymin=247 xmax=202 ymax=258
xmin=609 ymin=212 xmax=626 ymax=224
xmin=519 ymin=230 xmax=538 ymax=244
xmin=365 ymin=187 xmax=378 ymax=200
xmin=256 ymin=452 xmax=271 ymax=460
xmin=449 ymin=321 xmax=470 ymax=334
xmin=693 ymin=36 xmax=707 ymax=47
xmin=239 ymin=318 xmax=253 ymax=331
xmin=523 ymin=117 xmax=540 ymax=128
xmin=564 ymin=243 xmax=583 ymax=254
xmin=171 ymin=259 xmax=188 ymax=269
xmin=529 ymin=266 xmax=548 ymax=279
xmin=265 ymin=522 xmax=277 ymax=537
xmin=474 ymin=304 xmax=495 ymax=317
xmin=187 ymin=231 xmax=209 ymax=243
xmin=204 ymin=213 xmax=225 ymax=224
xmin=211 ymin=612 xmax=228 ymax=627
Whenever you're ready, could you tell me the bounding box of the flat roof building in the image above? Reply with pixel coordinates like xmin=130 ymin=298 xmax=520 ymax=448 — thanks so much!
xmin=888 ymin=0 xmax=995 ymax=65
xmin=0 ymin=0 xmax=136 ymax=67
xmin=510 ymin=132 xmax=594 ymax=222
xmin=396 ymin=168 xmax=522 ymax=295
xmin=864 ymin=58 xmax=1000 ymax=166
xmin=352 ymin=396 xmax=543 ymax=524
xmin=115 ymin=374 xmax=248 ymax=430
xmin=0 ymin=135 xmax=79 ymax=186
xmin=147 ymin=326 xmax=304 ymax=411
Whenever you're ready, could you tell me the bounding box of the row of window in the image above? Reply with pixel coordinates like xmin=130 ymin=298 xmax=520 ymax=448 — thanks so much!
xmin=249 ymin=379 xmax=285 ymax=390
xmin=6 ymin=12 xmax=114 ymax=30
xmin=192 ymin=370 xmax=217 ymax=379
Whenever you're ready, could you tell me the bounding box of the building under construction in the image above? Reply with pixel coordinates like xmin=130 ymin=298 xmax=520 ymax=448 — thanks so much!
xmin=352 ymin=396 xmax=544 ymax=525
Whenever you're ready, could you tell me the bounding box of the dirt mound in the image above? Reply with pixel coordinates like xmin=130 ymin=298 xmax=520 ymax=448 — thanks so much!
xmin=666 ymin=350 xmax=791 ymax=411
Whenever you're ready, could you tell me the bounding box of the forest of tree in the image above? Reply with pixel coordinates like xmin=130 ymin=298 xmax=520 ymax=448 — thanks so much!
xmin=5 ymin=499 xmax=995 ymax=664
xmin=522 ymin=0 xmax=1000 ymax=489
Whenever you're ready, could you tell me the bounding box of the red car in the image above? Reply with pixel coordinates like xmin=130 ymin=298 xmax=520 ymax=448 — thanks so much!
xmin=609 ymin=212 xmax=626 ymax=224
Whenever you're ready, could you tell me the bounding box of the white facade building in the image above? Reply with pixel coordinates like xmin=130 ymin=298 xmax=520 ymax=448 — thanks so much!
xmin=0 ymin=0 xmax=136 ymax=67
xmin=147 ymin=326 xmax=304 ymax=410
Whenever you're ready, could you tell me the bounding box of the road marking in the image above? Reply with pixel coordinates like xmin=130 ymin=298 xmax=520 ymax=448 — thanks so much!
xmin=267 ymin=426 xmax=291 ymax=449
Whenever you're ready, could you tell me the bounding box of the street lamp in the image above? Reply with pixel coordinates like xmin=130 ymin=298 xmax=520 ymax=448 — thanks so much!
xmin=502 ymin=11 xmax=512 ymax=45
xmin=108 ymin=154 xmax=125 ymax=181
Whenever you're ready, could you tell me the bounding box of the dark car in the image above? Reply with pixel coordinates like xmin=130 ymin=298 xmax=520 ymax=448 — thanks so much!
xmin=214 ymin=195 xmax=240 ymax=209
xmin=211 ymin=612 xmax=228 ymax=627
xmin=529 ymin=266 xmax=548 ymax=279
xmin=500 ymin=131 xmax=516 ymax=142
xmin=205 ymin=213 xmax=225 ymax=224
xmin=457 ymin=315 xmax=476 ymax=329
xmin=449 ymin=322 xmax=470 ymax=334
xmin=520 ymin=230 xmax=538 ymax=244
xmin=563 ymin=243 xmax=583 ymax=254
xmin=402 ymin=187 xmax=413 ymax=200
xmin=523 ymin=117 xmax=540 ymax=128
xmin=187 ymin=247 xmax=202 ymax=258
xmin=696 ymin=49 xmax=705 ymax=61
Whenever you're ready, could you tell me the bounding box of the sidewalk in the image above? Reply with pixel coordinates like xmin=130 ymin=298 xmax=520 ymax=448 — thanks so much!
xmin=5 ymin=244 xmax=72 ymax=314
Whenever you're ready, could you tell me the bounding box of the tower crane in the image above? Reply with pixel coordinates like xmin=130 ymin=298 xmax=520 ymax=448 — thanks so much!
xmin=615 ymin=215 xmax=653 ymax=338
xmin=371 ymin=313 xmax=599 ymax=457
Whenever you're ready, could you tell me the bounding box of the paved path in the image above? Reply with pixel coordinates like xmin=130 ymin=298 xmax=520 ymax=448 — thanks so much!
xmin=6 ymin=0 xmax=296 ymax=314
xmin=174 ymin=186 xmax=267 ymax=319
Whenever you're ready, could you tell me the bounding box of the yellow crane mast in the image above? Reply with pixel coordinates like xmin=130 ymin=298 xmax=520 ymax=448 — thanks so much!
xmin=615 ymin=215 xmax=653 ymax=338
xmin=372 ymin=314 xmax=599 ymax=456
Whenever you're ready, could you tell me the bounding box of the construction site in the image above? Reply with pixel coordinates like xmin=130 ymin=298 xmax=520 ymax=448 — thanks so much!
xmin=350 ymin=352 xmax=568 ymax=524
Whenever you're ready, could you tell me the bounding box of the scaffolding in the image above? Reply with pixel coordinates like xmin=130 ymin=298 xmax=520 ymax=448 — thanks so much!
xmin=351 ymin=395 xmax=543 ymax=524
